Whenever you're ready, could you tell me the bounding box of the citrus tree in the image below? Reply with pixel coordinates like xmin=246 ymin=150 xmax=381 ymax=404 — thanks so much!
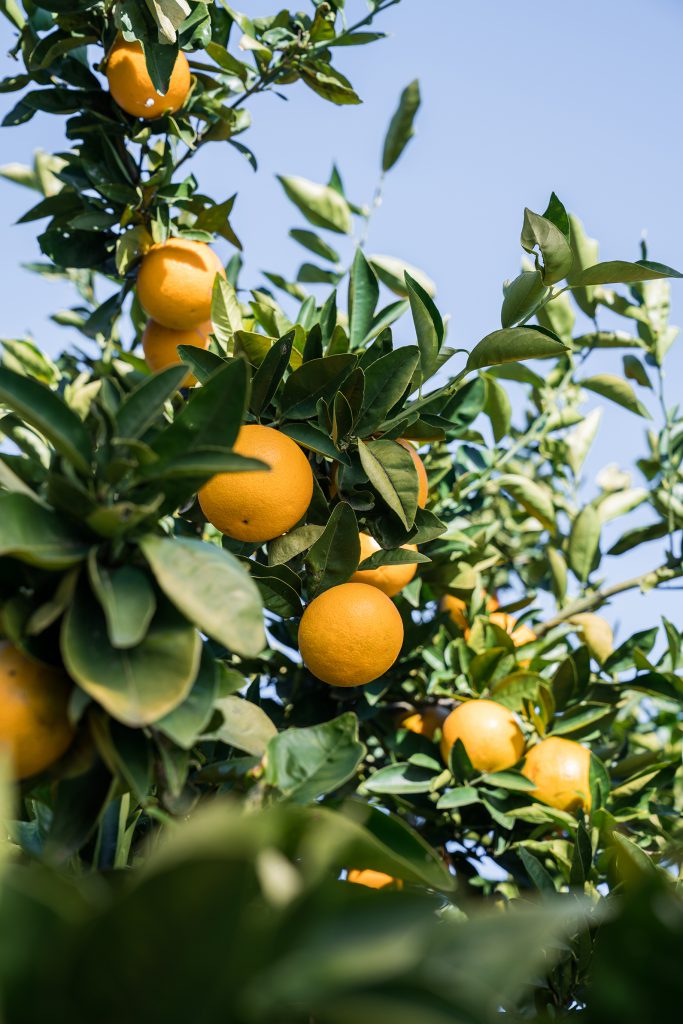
xmin=1 ymin=1 xmax=682 ymax=1019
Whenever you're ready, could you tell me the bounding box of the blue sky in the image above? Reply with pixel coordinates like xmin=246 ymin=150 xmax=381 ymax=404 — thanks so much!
xmin=1 ymin=0 xmax=682 ymax=640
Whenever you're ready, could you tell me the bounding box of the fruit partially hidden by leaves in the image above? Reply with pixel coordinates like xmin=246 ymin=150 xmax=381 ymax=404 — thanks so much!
xmin=106 ymin=38 xmax=191 ymax=120
xmin=347 ymin=869 xmax=403 ymax=890
xmin=298 ymin=582 xmax=404 ymax=688
xmin=440 ymin=698 xmax=525 ymax=772
xmin=137 ymin=239 xmax=226 ymax=330
xmin=0 ymin=643 xmax=74 ymax=780
xmin=522 ymin=736 xmax=592 ymax=812
xmin=397 ymin=438 xmax=428 ymax=507
xmin=350 ymin=532 xmax=418 ymax=597
xmin=142 ymin=319 xmax=211 ymax=386
xmin=397 ymin=704 xmax=449 ymax=740
xmin=199 ymin=424 xmax=314 ymax=543
xmin=489 ymin=611 xmax=537 ymax=648
xmin=442 ymin=593 xmax=499 ymax=630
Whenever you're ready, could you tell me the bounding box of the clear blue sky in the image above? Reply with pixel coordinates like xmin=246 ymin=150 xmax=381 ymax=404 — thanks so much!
xmin=1 ymin=0 xmax=682 ymax=640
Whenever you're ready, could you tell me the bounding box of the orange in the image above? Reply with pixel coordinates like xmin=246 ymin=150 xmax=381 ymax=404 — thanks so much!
xmin=522 ymin=737 xmax=592 ymax=812
xmin=298 ymin=582 xmax=404 ymax=687
xmin=347 ymin=869 xmax=403 ymax=890
xmin=397 ymin=439 xmax=428 ymax=507
xmin=442 ymin=593 xmax=499 ymax=631
xmin=488 ymin=611 xmax=537 ymax=648
xmin=349 ymin=532 xmax=418 ymax=597
xmin=440 ymin=698 xmax=525 ymax=772
xmin=141 ymin=319 xmax=211 ymax=386
xmin=137 ymin=239 xmax=226 ymax=330
xmin=397 ymin=704 xmax=449 ymax=740
xmin=0 ymin=643 xmax=74 ymax=780
xmin=106 ymin=38 xmax=191 ymax=120
xmin=199 ymin=424 xmax=313 ymax=543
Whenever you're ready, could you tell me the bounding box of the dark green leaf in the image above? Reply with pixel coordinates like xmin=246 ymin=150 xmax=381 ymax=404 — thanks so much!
xmin=140 ymin=534 xmax=264 ymax=658
xmin=265 ymin=713 xmax=365 ymax=803
xmin=382 ymin=79 xmax=420 ymax=172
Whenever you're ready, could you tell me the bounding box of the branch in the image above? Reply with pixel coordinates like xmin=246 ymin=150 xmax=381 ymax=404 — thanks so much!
xmin=535 ymin=564 xmax=683 ymax=637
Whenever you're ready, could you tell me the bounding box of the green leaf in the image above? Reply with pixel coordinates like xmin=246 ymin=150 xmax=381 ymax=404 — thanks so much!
xmin=382 ymin=79 xmax=420 ymax=172
xmin=177 ymin=346 xmax=226 ymax=385
xmin=136 ymin=448 xmax=265 ymax=484
xmin=603 ymin=627 xmax=659 ymax=674
xmin=140 ymin=534 xmax=265 ymax=658
xmin=357 ymin=438 xmax=419 ymax=529
xmin=153 ymin=358 xmax=248 ymax=459
xmin=566 ymin=214 xmax=599 ymax=316
xmin=565 ymin=408 xmax=601 ymax=476
xmin=607 ymin=520 xmax=668 ymax=556
xmin=501 ymin=270 xmax=549 ymax=328
xmin=289 ymin=229 xmax=340 ymax=263
xmin=0 ymin=366 xmax=91 ymax=473
xmin=0 ymin=493 xmax=87 ymax=569
xmin=348 ymin=249 xmax=379 ymax=349
xmin=481 ymin=771 xmax=536 ymax=792
xmin=115 ymin=365 xmax=187 ymax=440
xmin=483 ymin=373 xmax=511 ymax=442
xmin=264 ymin=713 xmax=365 ymax=803
xmin=363 ymin=761 xmax=437 ymax=795
xmin=299 ymin=61 xmax=361 ymax=106
xmin=61 ymin=581 xmax=201 ymax=728
xmin=279 ymin=421 xmax=349 ymax=463
xmin=496 ymin=473 xmax=555 ymax=530
xmin=518 ymin=847 xmax=557 ymax=893
xmin=250 ymin=331 xmax=294 ymax=415
xmin=279 ymin=354 xmax=356 ymax=419
xmin=467 ymin=327 xmax=566 ymax=370
xmin=571 ymin=259 xmax=682 ymax=287
xmin=368 ymin=254 xmax=436 ymax=298
xmin=249 ymin=562 xmax=302 ymax=618
xmin=491 ymin=672 xmax=547 ymax=711
xmin=305 ymin=502 xmax=360 ymax=596
xmin=156 ymin=647 xmax=219 ymax=750
xmin=521 ymin=207 xmax=573 ymax=285
xmin=406 ymin=271 xmax=443 ymax=382
xmin=579 ymin=374 xmax=651 ymax=418
xmin=623 ymin=354 xmax=652 ymax=389
xmin=277 ymin=175 xmax=352 ymax=234
xmin=568 ymin=506 xmax=601 ymax=582
xmin=268 ymin=525 xmax=325 ymax=566
xmin=357 ymin=345 xmax=420 ymax=434
xmin=88 ymin=554 xmax=157 ymax=650
xmin=202 ymin=694 xmax=276 ymax=756
xmin=436 ymin=786 xmax=480 ymax=809
xmin=211 ymin=276 xmax=243 ymax=348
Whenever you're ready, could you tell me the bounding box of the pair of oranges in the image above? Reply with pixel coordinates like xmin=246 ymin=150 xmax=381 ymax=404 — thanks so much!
xmin=199 ymin=426 xmax=428 ymax=689
xmin=399 ymin=699 xmax=591 ymax=814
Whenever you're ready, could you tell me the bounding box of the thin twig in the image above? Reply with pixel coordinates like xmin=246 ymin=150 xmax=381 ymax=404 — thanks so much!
xmin=535 ymin=564 xmax=683 ymax=637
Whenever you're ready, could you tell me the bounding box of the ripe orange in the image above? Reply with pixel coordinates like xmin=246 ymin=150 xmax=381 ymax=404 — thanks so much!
xmin=347 ymin=869 xmax=403 ymax=890
xmin=442 ymin=593 xmax=499 ymax=631
xmin=489 ymin=611 xmax=537 ymax=648
xmin=0 ymin=643 xmax=74 ymax=780
xmin=440 ymin=698 xmax=525 ymax=772
xmin=107 ymin=38 xmax=191 ymax=120
xmin=137 ymin=239 xmax=226 ymax=330
xmin=298 ymin=582 xmax=404 ymax=687
xmin=397 ymin=704 xmax=449 ymax=740
xmin=397 ymin=439 xmax=428 ymax=507
xmin=522 ymin=736 xmax=592 ymax=812
xmin=199 ymin=424 xmax=313 ymax=543
xmin=349 ymin=532 xmax=418 ymax=597
xmin=141 ymin=319 xmax=211 ymax=386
